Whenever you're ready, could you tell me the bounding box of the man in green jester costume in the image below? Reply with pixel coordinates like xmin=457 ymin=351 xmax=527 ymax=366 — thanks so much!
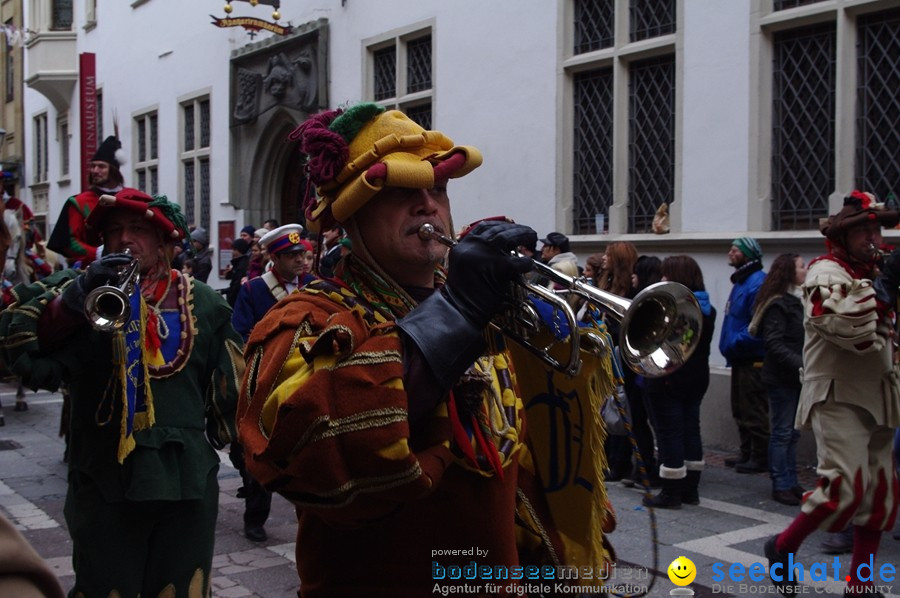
xmin=0 ymin=189 xmax=244 ymax=597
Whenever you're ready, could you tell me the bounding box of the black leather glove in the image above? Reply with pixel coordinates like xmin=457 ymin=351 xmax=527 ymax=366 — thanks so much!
xmin=61 ymin=253 xmax=134 ymax=314
xmin=396 ymin=220 xmax=536 ymax=392
xmin=441 ymin=220 xmax=536 ymax=328
xmin=874 ymin=248 xmax=900 ymax=306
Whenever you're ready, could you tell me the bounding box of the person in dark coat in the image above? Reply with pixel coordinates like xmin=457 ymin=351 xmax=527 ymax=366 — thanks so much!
xmin=224 ymin=238 xmax=250 ymax=307
xmin=643 ymin=255 xmax=716 ymax=509
xmin=748 ymin=253 xmax=807 ymax=506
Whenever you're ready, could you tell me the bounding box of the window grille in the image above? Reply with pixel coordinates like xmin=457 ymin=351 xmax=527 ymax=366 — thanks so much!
xmin=573 ymin=68 xmax=614 ymax=234
xmin=4 ymin=19 xmax=13 ymax=102
xmin=184 ymin=105 xmax=195 ymax=152
xmin=150 ymin=114 xmax=158 ymax=160
xmin=369 ymin=29 xmax=433 ymax=127
xmin=135 ymin=112 xmax=159 ymax=195
xmin=59 ymin=119 xmax=69 ymax=177
xmin=51 ymin=0 xmax=73 ymax=30
xmin=184 ymin=162 xmax=195 ymax=226
xmin=773 ymin=0 xmax=826 ymax=11
xmin=771 ymin=23 xmax=835 ymax=230
xmin=628 ymin=55 xmax=675 ymax=234
xmin=407 ymin=36 xmax=432 ymax=93
xmin=574 ymin=0 xmax=614 ymax=54
xmin=404 ymin=103 xmax=432 ymax=130
xmin=34 ymin=114 xmax=48 ymax=183
xmin=138 ymin=121 xmax=146 ymax=163
xmin=856 ymin=8 xmax=900 ymax=205
xmin=182 ymin=97 xmax=211 ymax=231
xmin=630 ymin=0 xmax=675 ymax=43
xmin=374 ymin=47 xmax=396 ymax=101
xmin=200 ymin=100 xmax=210 ymax=148
xmin=200 ymin=158 xmax=211 ymax=231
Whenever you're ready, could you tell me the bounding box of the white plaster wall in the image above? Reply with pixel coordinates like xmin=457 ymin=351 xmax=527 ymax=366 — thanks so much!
xmin=301 ymin=0 xmax=560 ymax=233
xmin=681 ymin=0 xmax=752 ymax=233
xmin=20 ymin=0 xmax=790 ymax=369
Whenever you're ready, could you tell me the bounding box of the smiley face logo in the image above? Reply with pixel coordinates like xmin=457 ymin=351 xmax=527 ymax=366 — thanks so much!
xmin=667 ymin=556 xmax=696 ymax=586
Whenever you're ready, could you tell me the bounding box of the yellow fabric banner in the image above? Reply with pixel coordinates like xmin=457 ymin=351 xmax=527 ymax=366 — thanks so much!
xmin=507 ymin=327 xmax=615 ymax=570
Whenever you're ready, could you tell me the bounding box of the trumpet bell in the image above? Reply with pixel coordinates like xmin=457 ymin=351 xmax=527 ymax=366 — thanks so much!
xmin=619 ymin=281 xmax=703 ymax=377
xmin=82 ymin=250 xmax=141 ymax=331
xmin=84 ymin=287 xmax=132 ymax=331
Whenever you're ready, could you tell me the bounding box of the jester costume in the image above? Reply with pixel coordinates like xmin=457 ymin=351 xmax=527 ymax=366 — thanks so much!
xmin=767 ymin=192 xmax=900 ymax=596
xmin=0 ymin=192 xmax=244 ymax=598
xmin=239 ymin=103 xmax=614 ymax=597
xmin=796 ymin=255 xmax=900 ymax=528
xmin=238 ymin=257 xmax=613 ymax=597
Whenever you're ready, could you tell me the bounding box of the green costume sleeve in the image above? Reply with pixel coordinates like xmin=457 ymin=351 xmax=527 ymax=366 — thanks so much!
xmin=196 ymin=283 xmax=244 ymax=449
xmin=0 ymin=270 xmax=80 ymax=391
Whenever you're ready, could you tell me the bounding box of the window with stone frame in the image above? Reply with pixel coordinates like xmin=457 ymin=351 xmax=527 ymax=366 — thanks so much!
xmin=855 ymin=8 xmax=900 ymax=207
xmin=51 ymin=0 xmax=73 ymax=30
xmin=58 ymin=115 xmax=70 ymax=179
xmin=4 ymin=19 xmax=13 ymax=103
xmin=181 ymin=96 xmax=211 ymax=232
xmin=367 ymin=26 xmax=433 ymax=130
xmin=134 ymin=110 xmax=159 ymax=196
xmin=33 ymin=113 xmax=49 ymax=184
xmin=567 ymin=0 xmax=677 ymax=235
xmin=771 ymin=23 xmax=836 ymax=231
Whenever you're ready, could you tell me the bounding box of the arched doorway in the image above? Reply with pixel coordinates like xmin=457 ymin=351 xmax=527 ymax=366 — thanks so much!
xmin=280 ymin=140 xmax=307 ymax=226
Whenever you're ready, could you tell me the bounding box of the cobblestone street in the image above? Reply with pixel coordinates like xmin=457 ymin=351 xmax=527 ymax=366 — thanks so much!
xmin=2 ymin=383 xmax=899 ymax=597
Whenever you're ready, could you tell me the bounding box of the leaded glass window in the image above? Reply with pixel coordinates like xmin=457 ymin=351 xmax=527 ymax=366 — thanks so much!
xmin=573 ymin=68 xmax=614 ymax=234
xmin=575 ymin=0 xmax=615 ymax=54
xmin=630 ymin=0 xmax=675 ymax=43
xmin=135 ymin=111 xmax=159 ymax=195
xmin=628 ymin=55 xmax=675 ymax=233
xmin=856 ymin=8 xmax=900 ymax=205
xmin=771 ymin=23 xmax=835 ymax=230
xmin=369 ymin=30 xmax=433 ymax=129
xmin=405 ymin=103 xmax=432 ymax=130
xmin=373 ymin=47 xmax=396 ymax=101
xmin=51 ymin=0 xmax=73 ymax=30
xmin=407 ymin=36 xmax=432 ymax=93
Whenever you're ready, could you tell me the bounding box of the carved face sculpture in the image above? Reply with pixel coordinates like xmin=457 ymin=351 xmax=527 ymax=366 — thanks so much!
xmin=265 ymin=65 xmax=291 ymax=99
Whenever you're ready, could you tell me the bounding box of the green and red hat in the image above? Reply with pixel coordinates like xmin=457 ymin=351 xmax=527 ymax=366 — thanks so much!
xmin=85 ymin=189 xmax=190 ymax=244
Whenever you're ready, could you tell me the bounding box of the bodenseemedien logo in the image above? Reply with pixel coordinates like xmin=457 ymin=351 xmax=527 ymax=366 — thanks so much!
xmin=668 ymin=556 xmax=696 ymax=596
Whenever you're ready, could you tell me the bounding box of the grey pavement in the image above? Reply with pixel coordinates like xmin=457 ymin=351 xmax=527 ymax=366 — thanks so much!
xmin=1 ymin=382 xmax=898 ymax=598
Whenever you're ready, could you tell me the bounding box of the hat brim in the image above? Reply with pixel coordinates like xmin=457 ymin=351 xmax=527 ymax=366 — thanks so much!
xmin=85 ymin=194 xmax=184 ymax=245
xmin=308 ymin=145 xmax=482 ymax=231
xmin=821 ymin=209 xmax=900 ymax=240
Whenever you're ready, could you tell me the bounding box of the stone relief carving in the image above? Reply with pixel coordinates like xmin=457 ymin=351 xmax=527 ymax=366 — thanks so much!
xmin=233 ymin=46 xmax=318 ymax=124
xmin=234 ymin=67 xmax=263 ymax=124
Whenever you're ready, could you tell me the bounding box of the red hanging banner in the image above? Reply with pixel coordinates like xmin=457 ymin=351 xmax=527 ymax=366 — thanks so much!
xmin=79 ymin=53 xmax=98 ymax=190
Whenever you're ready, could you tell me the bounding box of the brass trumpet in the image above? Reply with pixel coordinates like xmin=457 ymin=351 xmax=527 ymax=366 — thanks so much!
xmin=83 ymin=249 xmax=141 ymax=331
xmin=418 ymin=224 xmax=703 ymax=378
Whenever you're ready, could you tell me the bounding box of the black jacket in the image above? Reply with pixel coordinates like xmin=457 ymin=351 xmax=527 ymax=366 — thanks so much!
xmin=225 ymin=254 xmax=250 ymax=307
xmin=757 ymin=293 xmax=804 ymax=389
xmin=644 ymin=307 xmax=716 ymax=397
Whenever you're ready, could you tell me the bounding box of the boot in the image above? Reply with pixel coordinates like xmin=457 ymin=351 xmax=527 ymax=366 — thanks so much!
xmin=643 ymin=477 xmax=683 ymax=509
xmin=682 ymin=468 xmax=702 ymax=505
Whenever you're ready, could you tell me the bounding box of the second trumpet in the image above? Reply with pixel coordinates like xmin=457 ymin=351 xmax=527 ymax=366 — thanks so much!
xmin=418 ymin=223 xmax=703 ymax=378
xmin=84 ymin=249 xmax=141 ymax=331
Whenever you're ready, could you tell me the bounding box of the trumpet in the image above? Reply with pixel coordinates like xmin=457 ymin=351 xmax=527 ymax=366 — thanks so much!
xmin=83 ymin=249 xmax=141 ymax=331
xmin=418 ymin=223 xmax=703 ymax=378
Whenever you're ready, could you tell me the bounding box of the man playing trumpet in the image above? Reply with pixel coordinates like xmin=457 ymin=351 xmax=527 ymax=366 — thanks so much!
xmin=237 ymin=103 xmax=615 ymax=596
xmin=765 ymin=191 xmax=900 ymax=597
xmin=0 ymin=189 xmax=243 ymax=597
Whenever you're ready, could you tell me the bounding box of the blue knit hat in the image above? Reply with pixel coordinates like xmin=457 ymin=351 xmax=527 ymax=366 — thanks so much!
xmin=732 ymin=237 xmax=762 ymax=261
